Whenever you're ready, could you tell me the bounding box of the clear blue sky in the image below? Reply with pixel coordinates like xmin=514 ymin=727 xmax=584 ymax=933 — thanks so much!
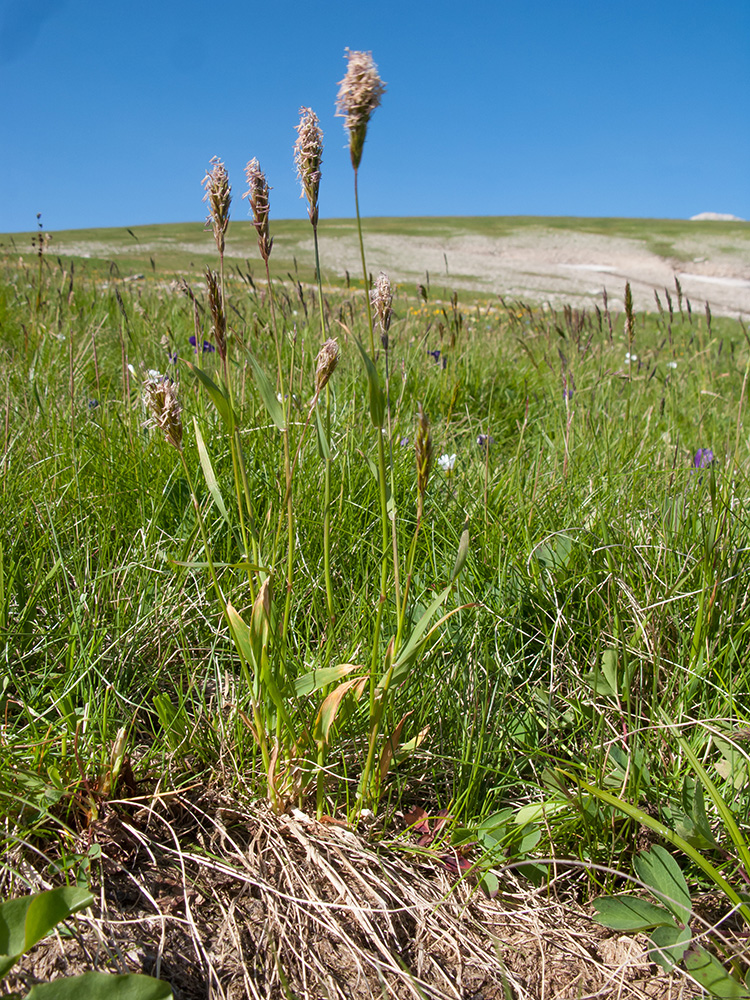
xmin=1 ymin=0 xmax=748 ymax=234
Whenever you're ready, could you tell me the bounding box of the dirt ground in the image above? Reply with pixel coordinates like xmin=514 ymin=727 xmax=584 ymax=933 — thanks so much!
xmin=29 ymin=219 xmax=750 ymax=319
xmin=4 ymin=792 xmax=733 ymax=1000
xmin=312 ymin=226 xmax=750 ymax=319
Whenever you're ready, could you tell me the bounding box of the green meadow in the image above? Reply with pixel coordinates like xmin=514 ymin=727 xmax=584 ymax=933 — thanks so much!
xmin=3 ymin=217 xmax=750 ymax=993
xmin=3 ymin=213 xmax=748 ymax=289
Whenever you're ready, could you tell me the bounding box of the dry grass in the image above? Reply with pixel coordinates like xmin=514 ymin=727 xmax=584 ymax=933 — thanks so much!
xmin=3 ymin=791 xmax=705 ymax=999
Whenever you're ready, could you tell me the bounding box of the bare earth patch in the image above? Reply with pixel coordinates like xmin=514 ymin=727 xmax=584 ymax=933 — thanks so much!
xmin=312 ymin=227 xmax=750 ymax=318
xmin=33 ymin=219 xmax=750 ymax=318
xmin=3 ymin=793 xmax=709 ymax=999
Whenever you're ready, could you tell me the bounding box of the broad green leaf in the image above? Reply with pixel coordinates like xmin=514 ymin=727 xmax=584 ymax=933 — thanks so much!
xmin=250 ymin=578 xmax=272 ymax=653
xmin=714 ymin=735 xmax=749 ymax=791
xmin=555 ymin=767 xmax=750 ymax=927
xmin=315 ymin=677 xmax=367 ymax=744
xmin=183 ymin=359 xmax=235 ymax=432
xmin=592 ymin=895 xmax=674 ymax=931
xmin=674 ymin=775 xmax=718 ymax=850
xmin=384 ymin=585 xmax=453 ymax=688
xmin=532 ymin=533 xmax=573 ymax=573
xmin=514 ymin=826 xmax=542 ymax=855
xmin=25 ymin=972 xmax=173 ymax=999
xmin=227 ymin=584 xmax=271 ymax=677
xmin=294 ymin=664 xmax=360 ymax=697
xmin=362 ymin=453 xmax=379 ymax=482
xmin=394 ymin=725 xmax=429 ymax=762
xmin=354 ymin=338 xmax=385 ymax=428
xmin=0 ymin=887 xmax=93 ymax=976
xmin=513 ymin=801 xmax=566 ymax=826
xmin=648 ymin=923 xmax=692 ymax=972
xmin=226 ymin=603 xmax=257 ymax=673
xmin=684 ymin=946 xmax=750 ymax=998
xmin=478 ymin=809 xmax=514 ymax=835
xmin=634 ymin=846 xmax=692 ymax=925
xmin=247 ymin=353 xmax=285 ymax=430
xmin=193 ymin=419 xmax=230 ymax=526
xmin=479 ymin=871 xmax=500 ymax=898
xmin=449 ymin=520 xmax=470 ymax=582
xmin=584 ymin=648 xmax=619 ymax=698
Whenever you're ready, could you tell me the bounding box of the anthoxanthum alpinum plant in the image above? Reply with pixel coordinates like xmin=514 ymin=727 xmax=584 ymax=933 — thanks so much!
xmin=158 ymin=55 xmax=466 ymax=820
xmin=334 ymin=50 xmax=467 ymax=812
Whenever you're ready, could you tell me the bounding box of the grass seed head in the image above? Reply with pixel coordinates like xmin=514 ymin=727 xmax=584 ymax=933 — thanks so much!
xmin=415 ymin=403 xmax=432 ymax=518
xmin=202 ymin=156 xmax=231 ymax=257
xmin=143 ymin=372 xmax=183 ymax=451
xmin=335 ymin=49 xmax=386 ymax=170
xmin=371 ymin=271 xmax=393 ymax=347
xmin=244 ymin=158 xmax=274 ymax=263
xmin=315 ymin=338 xmax=340 ymax=395
xmin=205 ymin=267 xmax=227 ymax=362
xmin=624 ymin=281 xmax=635 ymax=349
xmin=294 ymin=107 xmax=323 ymax=227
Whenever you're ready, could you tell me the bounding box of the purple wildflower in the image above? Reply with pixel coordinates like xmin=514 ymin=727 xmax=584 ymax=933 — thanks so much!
xmin=400 ymin=436 xmax=410 ymax=447
xmin=428 ymin=348 xmax=447 ymax=369
xmin=694 ymin=448 xmax=714 ymax=469
xmin=189 ymin=335 xmax=216 ymax=354
xmin=477 ymin=434 xmax=495 ymax=450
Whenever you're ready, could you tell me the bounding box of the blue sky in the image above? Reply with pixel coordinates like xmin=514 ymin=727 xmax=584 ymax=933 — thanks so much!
xmin=1 ymin=0 xmax=748 ymax=234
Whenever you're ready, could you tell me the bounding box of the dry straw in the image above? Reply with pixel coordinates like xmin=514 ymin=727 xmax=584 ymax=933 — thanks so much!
xmin=335 ymin=49 xmax=386 ymax=169
xmin=202 ymin=156 xmax=231 ymax=258
xmin=294 ymin=107 xmax=323 ymax=227
xmin=244 ymin=158 xmax=273 ymax=263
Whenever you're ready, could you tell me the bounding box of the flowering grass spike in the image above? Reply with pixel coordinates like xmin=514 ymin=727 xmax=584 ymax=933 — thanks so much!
xmin=335 ymin=49 xmax=386 ymax=169
xmin=294 ymin=107 xmax=323 ymax=227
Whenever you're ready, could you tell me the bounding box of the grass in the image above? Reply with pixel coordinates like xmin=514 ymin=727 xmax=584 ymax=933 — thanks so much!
xmin=3 ymin=233 xmax=749 ymax=833
xmin=3 ymin=214 xmax=748 ymax=287
xmin=3 ymin=93 xmax=750 ymax=999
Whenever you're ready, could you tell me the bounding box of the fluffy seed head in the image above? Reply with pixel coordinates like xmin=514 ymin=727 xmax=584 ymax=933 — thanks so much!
xmin=335 ymin=49 xmax=386 ymax=169
xmin=202 ymin=156 xmax=231 ymax=257
xmin=294 ymin=107 xmax=323 ymax=227
xmin=314 ymin=338 xmax=340 ymax=395
xmin=371 ymin=271 xmax=393 ymax=344
xmin=243 ymin=158 xmax=273 ymax=263
xmin=143 ymin=373 xmax=183 ymax=451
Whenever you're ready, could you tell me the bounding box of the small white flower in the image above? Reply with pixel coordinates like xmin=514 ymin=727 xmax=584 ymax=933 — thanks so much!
xmin=147 ymin=369 xmax=164 ymax=380
xmin=127 ymin=363 xmax=137 ymax=376
xmin=667 ymin=361 xmax=678 ymax=369
xmin=438 ymin=453 xmax=456 ymax=472
xmin=625 ymin=352 xmax=638 ymax=363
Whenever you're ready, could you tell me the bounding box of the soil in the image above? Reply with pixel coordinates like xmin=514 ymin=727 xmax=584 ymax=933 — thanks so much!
xmin=312 ymin=227 xmax=750 ymax=318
